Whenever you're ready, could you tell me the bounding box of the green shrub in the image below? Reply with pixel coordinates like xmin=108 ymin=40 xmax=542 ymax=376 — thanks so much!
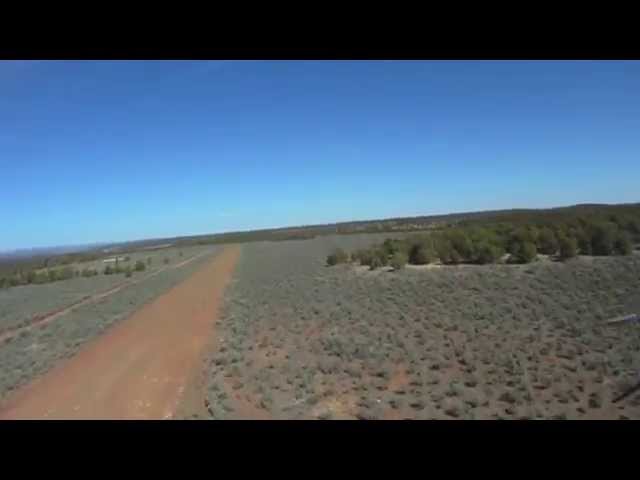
xmin=591 ymin=222 xmax=616 ymax=255
xmin=446 ymin=230 xmax=474 ymax=261
xmin=614 ymin=232 xmax=632 ymax=255
xmin=558 ymin=235 xmax=578 ymax=260
xmin=537 ymin=227 xmax=559 ymax=255
xmin=369 ymin=255 xmax=384 ymax=270
xmin=374 ymin=248 xmax=389 ymax=266
xmin=511 ymin=240 xmax=537 ymax=264
xmin=47 ymin=269 xmax=58 ymax=282
xmin=409 ymin=239 xmax=436 ymax=265
xmin=103 ymin=265 xmax=114 ymax=275
xmin=326 ymin=248 xmax=349 ymax=266
xmin=134 ymin=260 xmax=147 ymax=272
xmin=390 ymin=251 xmax=408 ymax=270
xmin=163 ymin=257 xmax=170 ymax=265
xmin=147 ymin=257 xmax=152 ymax=266
xmin=474 ymin=241 xmax=503 ymax=264
xmin=435 ymin=237 xmax=454 ymax=264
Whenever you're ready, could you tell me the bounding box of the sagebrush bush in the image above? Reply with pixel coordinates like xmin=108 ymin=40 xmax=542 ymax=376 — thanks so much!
xmin=326 ymin=248 xmax=349 ymax=266
xmin=135 ymin=260 xmax=146 ymax=272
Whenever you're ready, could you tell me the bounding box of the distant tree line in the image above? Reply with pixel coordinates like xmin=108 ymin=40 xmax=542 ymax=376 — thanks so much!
xmin=327 ymin=206 xmax=639 ymax=270
xmin=0 ymin=256 xmax=150 ymax=290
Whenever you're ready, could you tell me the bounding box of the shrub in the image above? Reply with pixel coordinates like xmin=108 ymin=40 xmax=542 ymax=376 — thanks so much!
xmin=147 ymin=257 xmax=152 ymax=266
xmin=614 ymin=232 xmax=632 ymax=255
xmin=34 ymin=271 xmax=49 ymax=284
xmin=591 ymin=222 xmax=616 ymax=255
xmin=368 ymin=255 xmax=384 ymax=270
xmin=163 ymin=257 xmax=170 ymax=265
xmin=474 ymin=241 xmax=503 ymax=264
xmin=448 ymin=248 xmax=463 ymax=265
xmin=409 ymin=241 xmax=435 ymax=265
xmin=511 ymin=240 xmax=537 ymax=264
xmin=326 ymin=248 xmax=349 ymax=266
xmin=447 ymin=230 xmax=474 ymax=261
xmin=537 ymin=227 xmax=559 ymax=255
xmin=435 ymin=237 xmax=454 ymax=264
xmin=558 ymin=235 xmax=578 ymax=260
xmin=390 ymin=251 xmax=408 ymax=270
xmin=134 ymin=260 xmax=147 ymax=272
xmin=103 ymin=265 xmax=114 ymax=275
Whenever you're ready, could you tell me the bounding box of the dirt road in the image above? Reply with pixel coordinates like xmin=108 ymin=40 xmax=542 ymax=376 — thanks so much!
xmin=0 ymin=250 xmax=212 ymax=344
xmin=0 ymin=246 xmax=240 ymax=420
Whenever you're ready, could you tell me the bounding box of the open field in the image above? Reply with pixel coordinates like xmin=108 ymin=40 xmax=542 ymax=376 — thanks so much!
xmin=0 ymin=246 xmax=219 ymax=402
xmin=202 ymin=235 xmax=640 ymax=419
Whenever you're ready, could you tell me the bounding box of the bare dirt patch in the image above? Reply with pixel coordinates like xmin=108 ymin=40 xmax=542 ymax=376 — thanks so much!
xmin=0 ymin=246 xmax=239 ymax=419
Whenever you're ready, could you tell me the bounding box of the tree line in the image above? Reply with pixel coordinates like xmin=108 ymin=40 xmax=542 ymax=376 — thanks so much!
xmin=0 ymin=257 xmax=149 ymax=289
xmin=327 ymin=207 xmax=639 ymax=270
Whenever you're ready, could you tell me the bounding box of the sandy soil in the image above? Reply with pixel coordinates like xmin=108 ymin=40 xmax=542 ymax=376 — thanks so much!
xmin=0 ymin=246 xmax=239 ymax=420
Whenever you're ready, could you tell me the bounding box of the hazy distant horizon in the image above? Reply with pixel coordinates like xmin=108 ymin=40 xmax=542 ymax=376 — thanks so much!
xmin=2 ymin=60 xmax=639 ymax=251
xmin=2 ymin=200 xmax=638 ymax=254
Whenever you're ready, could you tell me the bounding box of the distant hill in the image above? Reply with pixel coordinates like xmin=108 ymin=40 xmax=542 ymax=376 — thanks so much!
xmin=3 ymin=202 xmax=639 ymax=268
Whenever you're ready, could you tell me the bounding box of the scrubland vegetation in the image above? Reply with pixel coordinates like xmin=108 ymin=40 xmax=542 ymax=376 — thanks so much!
xmin=0 ymin=246 xmax=218 ymax=399
xmin=205 ymin=230 xmax=640 ymax=420
xmin=331 ymin=206 xmax=639 ymax=269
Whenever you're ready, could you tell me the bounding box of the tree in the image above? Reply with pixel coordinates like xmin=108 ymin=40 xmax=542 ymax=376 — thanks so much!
xmin=558 ymin=235 xmax=578 ymax=260
xmin=134 ymin=260 xmax=147 ymax=272
xmin=390 ymin=251 xmax=408 ymax=270
xmin=537 ymin=227 xmax=559 ymax=255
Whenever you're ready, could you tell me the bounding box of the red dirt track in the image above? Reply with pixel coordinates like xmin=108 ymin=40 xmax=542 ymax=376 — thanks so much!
xmin=0 ymin=246 xmax=240 ymax=420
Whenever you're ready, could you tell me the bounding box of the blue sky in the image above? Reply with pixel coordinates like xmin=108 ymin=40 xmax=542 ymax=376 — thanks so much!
xmin=1 ymin=60 xmax=639 ymax=250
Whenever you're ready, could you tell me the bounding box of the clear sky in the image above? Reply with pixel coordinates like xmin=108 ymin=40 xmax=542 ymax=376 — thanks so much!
xmin=1 ymin=60 xmax=639 ymax=250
